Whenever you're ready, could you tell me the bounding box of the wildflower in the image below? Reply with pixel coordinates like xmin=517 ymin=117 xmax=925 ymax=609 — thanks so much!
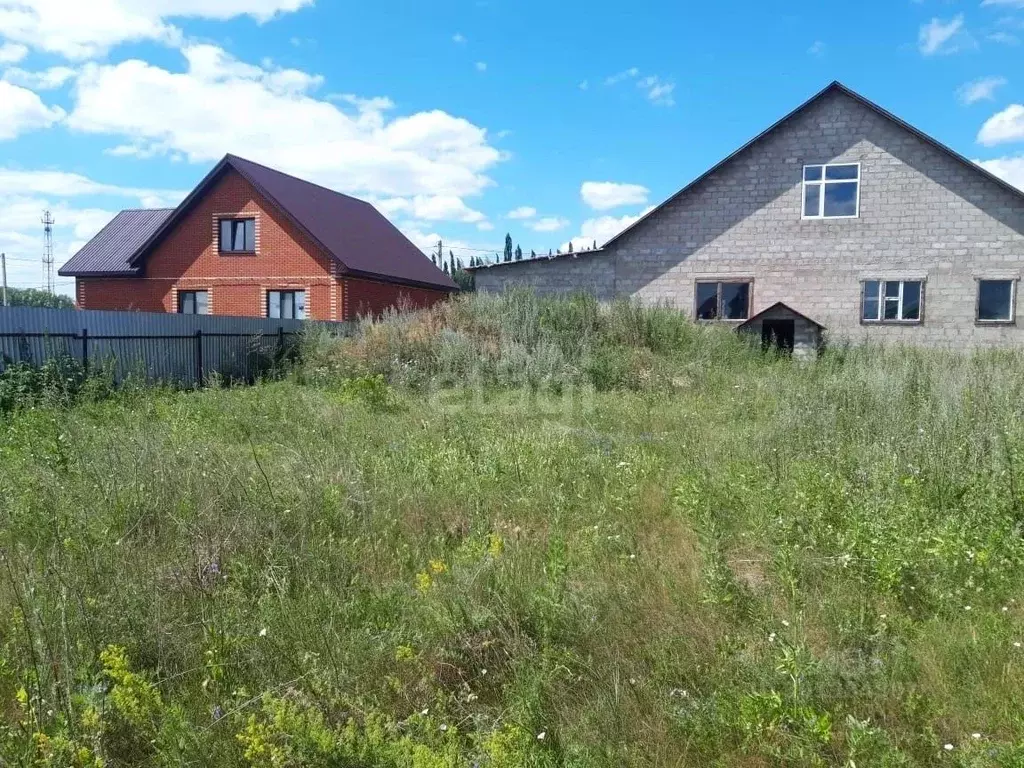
xmin=429 ymin=559 xmax=448 ymax=575
xmin=944 ymin=744 xmax=954 ymax=751
xmin=415 ymin=572 xmax=432 ymax=594
xmin=781 ymin=620 xmax=790 ymax=627
xmin=421 ymin=708 xmax=429 ymax=716
xmin=972 ymin=733 xmax=982 ymax=739
xmin=1002 ymin=606 xmax=1009 ymax=612
xmin=537 ymin=731 xmax=546 ymax=740
xmin=964 ymin=605 xmax=972 ymax=611
xmin=1014 ymin=642 xmax=1021 ymax=648
xmin=258 ymin=628 xmax=267 ymax=638
xmin=629 ymin=554 xmax=636 ymax=560
xmin=768 ymin=632 xmax=777 ymax=643
xmin=439 ymin=724 xmax=448 ymax=732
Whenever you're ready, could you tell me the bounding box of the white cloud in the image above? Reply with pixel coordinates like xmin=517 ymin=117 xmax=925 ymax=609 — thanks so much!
xmin=375 ymin=194 xmax=486 ymax=223
xmin=65 ymin=45 xmax=505 ymax=201
xmin=976 ymin=156 xmax=1024 ymax=190
xmin=982 ymin=0 xmax=1024 ymax=7
xmin=604 ymin=67 xmax=639 ymax=86
xmin=507 ymin=206 xmax=536 ymax=219
xmin=0 ymin=0 xmax=313 ymax=59
xmin=637 ymin=75 xmax=675 ymax=106
xmin=987 ymin=31 xmax=1019 ymax=45
xmin=919 ymin=15 xmax=969 ymax=55
xmin=958 ymin=76 xmax=1008 ymax=105
xmin=528 ymin=216 xmax=570 ymax=232
xmin=581 ymin=181 xmax=649 ymax=211
xmin=978 ymin=104 xmax=1024 ymax=145
xmin=475 ymin=61 xmax=487 ymax=72
xmin=452 ymin=32 xmax=466 ymax=43
xmin=0 ymin=40 xmax=27 ymax=62
xmin=3 ymin=65 xmax=76 ymax=90
xmin=0 ymin=81 xmax=64 ymax=139
xmin=0 ymin=167 xmax=186 ymax=205
xmin=476 ymin=221 xmax=493 ymax=231
xmin=562 ymin=206 xmax=656 ymax=251
xmin=808 ymin=41 xmax=826 ymax=56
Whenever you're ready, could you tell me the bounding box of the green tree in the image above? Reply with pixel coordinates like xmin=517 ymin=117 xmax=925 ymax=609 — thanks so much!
xmin=6 ymin=288 xmax=75 ymax=309
xmin=514 ymin=245 xmax=523 ymax=261
xmin=568 ymin=241 xmax=574 ymax=253
xmin=504 ymin=233 xmax=513 ymax=263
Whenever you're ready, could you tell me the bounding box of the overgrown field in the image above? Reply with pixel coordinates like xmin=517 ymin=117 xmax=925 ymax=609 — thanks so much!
xmin=3 ymin=292 xmax=1024 ymax=766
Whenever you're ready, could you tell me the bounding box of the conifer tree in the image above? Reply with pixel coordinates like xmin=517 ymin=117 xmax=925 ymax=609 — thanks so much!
xmin=504 ymin=233 xmax=513 ymax=263
xmin=568 ymin=242 xmax=574 ymax=254
xmin=515 ymin=245 xmax=523 ymax=261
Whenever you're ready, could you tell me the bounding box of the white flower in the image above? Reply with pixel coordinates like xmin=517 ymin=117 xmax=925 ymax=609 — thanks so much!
xmin=439 ymin=724 xmax=448 ymax=732
xmin=972 ymin=733 xmax=982 ymax=739
xmin=1002 ymin=606 xmax=1009 ymax=612
xmin=1014 ymin=642 xmax=1022 ymax=648
xmin=944 ymin=743 xmax=954 ymax=751
xmin=258 ymin=628 xmax=268 ymax=637
xmin=781 ymin=620 xmax=790 ymax=627
xmin=537 ymin=731 xmax=546 ymax=740
xmin=421 ymin=708 xmax=429 ymax=716
xmin=964 ymin=605 xmax=972 ymax=611
xmin=768 ymin=632 xmax=777 ymax=643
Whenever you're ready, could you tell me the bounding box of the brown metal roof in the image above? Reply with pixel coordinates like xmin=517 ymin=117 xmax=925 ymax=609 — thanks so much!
xmin=58 ymin=209 xmax=174 ymax=277
xmin=61 ymin=155 xmax=458 ymax=291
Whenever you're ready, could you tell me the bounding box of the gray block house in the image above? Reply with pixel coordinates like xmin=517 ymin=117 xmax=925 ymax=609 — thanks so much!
xmin=471 ymin=82 xmax=1024 ymax=351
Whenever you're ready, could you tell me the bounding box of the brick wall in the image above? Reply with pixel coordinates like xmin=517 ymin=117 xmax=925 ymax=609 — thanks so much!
xmin=342 ymin=276 xmax=450 ymax=321
xmin=78 ymin=169 xmax=344 ymax=320
xmin=474 ymin=89 xmax=1024 ymax=348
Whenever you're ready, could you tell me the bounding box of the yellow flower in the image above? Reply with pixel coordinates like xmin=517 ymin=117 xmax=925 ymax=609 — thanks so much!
xmin=429 ymin=559 xmax=448 ymax=575
xmin=486 ymin=533 xmax=505 ymax=558
xmin=415 ymin=572 xmax=433 ymax=594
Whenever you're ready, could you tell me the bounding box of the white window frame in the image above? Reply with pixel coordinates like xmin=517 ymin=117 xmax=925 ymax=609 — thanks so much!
xmin=267 ymin=289 xmax=306 ymax=320
xmin=802 ymin=162 xmax=861 ymax=220
xmin=861 ymin=279 xmax=923 ymax=324
xmin=976 ymin=279 xmax=1016 ymax=324
xmin=178 ymin=289 xmax=210 ymax=315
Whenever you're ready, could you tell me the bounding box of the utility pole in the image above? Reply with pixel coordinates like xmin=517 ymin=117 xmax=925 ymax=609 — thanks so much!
xmin=436 ymin=240 xmax=444 ymax=271
xmin=1 ymin=252 xmax=7 ymax=307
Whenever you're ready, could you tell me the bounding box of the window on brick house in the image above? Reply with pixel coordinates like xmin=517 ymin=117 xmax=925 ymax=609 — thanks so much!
xmin=268 ymin=290 xmax=306 ymax=320
xmin=695 ymin=281 xmax=751 ymax=320
xmin=861 ymin=280 xmax=922 ymax=322
xmin=977 ymin=279 xmax=1015 ymax=323
xmin=803 ymin=163 xmax=860 ymax=219
xmin=219 ymin=218 xmax=255 ymax=253
xmin=178 ymin=290 xmax=209 ymax=315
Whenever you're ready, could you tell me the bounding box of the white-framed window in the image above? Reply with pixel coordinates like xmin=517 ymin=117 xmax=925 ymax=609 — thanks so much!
xmin=219 ymin=218 xmax=255 ymax=253
xmin=695 ymin=280 xmax=751 ymax=321
xmin=803 ymin=163 xmax=860 ymax=219
xmin=976 ymin=279 xmax=1016 ymax=323
xmin=861 ymin=280 xmax=922 ymax=323
xmin=178 ymin=290 xmax=209 ymax=315
xmin=268 ymin=290 xmax=306 ymax=320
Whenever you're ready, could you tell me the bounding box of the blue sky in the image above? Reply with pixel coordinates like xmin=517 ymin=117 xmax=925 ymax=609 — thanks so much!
xmin=0 ymin=0 xmax=1022 ymax=295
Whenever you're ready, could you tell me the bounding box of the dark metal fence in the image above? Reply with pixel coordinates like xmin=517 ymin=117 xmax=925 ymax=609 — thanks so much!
xmin=0 ymin=306 xmax=349 ymax=386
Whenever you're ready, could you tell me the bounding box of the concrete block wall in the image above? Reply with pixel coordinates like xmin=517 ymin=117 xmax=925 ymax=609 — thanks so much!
xmin=474 ymin=89 xmax=1024 ymax=348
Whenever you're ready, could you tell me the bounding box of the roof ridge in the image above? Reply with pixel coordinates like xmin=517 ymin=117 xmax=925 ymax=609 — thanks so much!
xmin=225 ymin=154 xmax=371 ymax=207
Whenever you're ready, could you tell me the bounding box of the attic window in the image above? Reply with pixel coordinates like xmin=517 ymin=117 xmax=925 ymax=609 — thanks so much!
xmin=803 ymin=163 xmax=859 ymax=219
xmin=219 ymin=218 xmax=255 ymax=253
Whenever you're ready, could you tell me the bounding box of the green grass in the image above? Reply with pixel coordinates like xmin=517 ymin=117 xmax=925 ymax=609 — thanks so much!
xmin=2 ymin=291 xmax=1024 ymax=766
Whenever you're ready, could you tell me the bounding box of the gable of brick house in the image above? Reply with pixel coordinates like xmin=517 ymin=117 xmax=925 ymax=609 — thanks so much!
xmin=61 ymin=155 xmax=457 ymax=321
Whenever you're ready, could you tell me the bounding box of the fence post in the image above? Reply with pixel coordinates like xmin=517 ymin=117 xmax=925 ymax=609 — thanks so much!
xmin=194 ymin=329 xmax=204 ymax=386
xmin=81 ymin=328 xmax=89 ymax=375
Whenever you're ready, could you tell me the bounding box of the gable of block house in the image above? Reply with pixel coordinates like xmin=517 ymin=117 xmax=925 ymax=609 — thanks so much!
xmin=471 ymin=82 xmax=1024 ymax=348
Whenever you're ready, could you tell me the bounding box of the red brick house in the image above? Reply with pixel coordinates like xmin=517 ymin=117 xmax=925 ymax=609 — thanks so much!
xmin=59 ymin=154 xmax=458 ymax=321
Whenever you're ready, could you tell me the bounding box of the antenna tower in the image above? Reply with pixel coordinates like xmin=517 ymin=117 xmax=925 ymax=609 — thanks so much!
xmin=42 ymin=210 xmax=55 ymax=293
